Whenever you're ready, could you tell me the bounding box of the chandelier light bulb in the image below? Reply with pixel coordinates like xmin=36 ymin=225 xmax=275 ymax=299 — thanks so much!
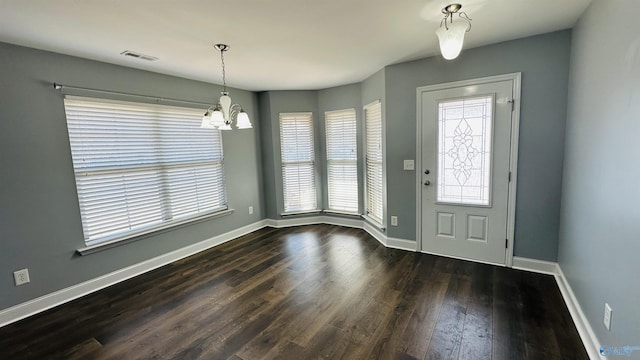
xmin=236 ymin=110 xmax=252 ymax=129
xmin=211 ymin=107 xmax=225 ymax=128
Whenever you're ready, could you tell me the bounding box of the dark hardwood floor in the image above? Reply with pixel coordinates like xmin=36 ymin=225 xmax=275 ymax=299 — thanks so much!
xmin=0 ymin=224 xmax=588 ymax=359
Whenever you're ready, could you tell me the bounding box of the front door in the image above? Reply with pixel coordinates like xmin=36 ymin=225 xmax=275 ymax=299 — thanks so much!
xmin=419 ymin=76 xmax=517 ymax=265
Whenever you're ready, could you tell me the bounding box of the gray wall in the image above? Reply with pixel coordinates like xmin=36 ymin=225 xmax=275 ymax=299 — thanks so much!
xmin=318 ymin=84 xmax=363 ymax=214
xmin=559 ymin=0 xmax=640 ymax=349
xmin=257 ymin=92 xmax=277 ymax=219
xmin=384 ymin=30 xmax=572 ymax=260
xmin=0 ymin=42 xmax=263 ymax=310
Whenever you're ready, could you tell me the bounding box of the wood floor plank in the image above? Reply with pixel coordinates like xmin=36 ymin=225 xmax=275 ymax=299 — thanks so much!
xmin=492 ymin=267 xmax=526 ymax=360
xmin=458 ymin=263 xmax=494 ymax=360
xmin=424 ymin=272 xmax=472 ymax=360
xmin=0 ymin=224 xmax=589 ymax=360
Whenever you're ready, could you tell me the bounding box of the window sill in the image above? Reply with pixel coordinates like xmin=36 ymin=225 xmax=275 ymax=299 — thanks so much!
xmin=281 ymin=210 xmax=322 ymax=217
xmin=323 ymin=210 xmax=361 ymax=217
xmin=362 ymin=214 xmax=385 ymax=231
xmin=77 ymin=208 xmax=235 ymax=256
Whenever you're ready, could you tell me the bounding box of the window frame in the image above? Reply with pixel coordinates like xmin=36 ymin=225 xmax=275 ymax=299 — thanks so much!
xmin=324 ymin=108 xmax=359 ymax=214
xmin=279 ymin=112 xmax=319 ymax=214
xmin=363 ymin=100 xmax=385 ymax=227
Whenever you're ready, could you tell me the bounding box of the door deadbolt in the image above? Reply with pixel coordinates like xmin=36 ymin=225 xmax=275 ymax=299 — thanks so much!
xmin=424 ymin=169 xmax=430 ymax=174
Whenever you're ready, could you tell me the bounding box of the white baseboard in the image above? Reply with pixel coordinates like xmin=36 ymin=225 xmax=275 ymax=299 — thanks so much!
xmin=512 ymin=256 xmax=558 ymax=275
xmin=387 ymin=237 xmax=417 ymax=251
xmin=362 ymin=221 xmax=387 ymax=247
xmin=554 ymin=265 xmax=604 ymax=360
xmin=0 ymin=219 xmax=269 ymax=328
xmin=420 ymin=250 xmax=506 ymax=267
xmin=266 ymin=215 xmax=391 ymax=249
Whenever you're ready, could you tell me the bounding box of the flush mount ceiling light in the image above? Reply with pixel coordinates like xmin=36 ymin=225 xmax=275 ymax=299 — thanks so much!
xmin=201 ymin=44 xmax=252 ymax=130
xmin=436 ymin=3 xmax=472 ymax=60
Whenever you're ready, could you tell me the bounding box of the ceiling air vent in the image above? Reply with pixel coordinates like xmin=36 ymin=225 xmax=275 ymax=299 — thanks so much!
xmin=120 ymin=50 xmax=158 ymax=62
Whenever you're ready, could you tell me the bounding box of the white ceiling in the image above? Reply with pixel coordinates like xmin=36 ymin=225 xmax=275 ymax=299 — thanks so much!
xmin=0 ymin=0 xmax=591 ymax=91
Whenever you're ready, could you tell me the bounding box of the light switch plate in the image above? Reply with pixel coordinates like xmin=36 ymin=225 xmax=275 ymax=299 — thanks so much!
xmin=403 ymin=160 xmax=415 ymax=170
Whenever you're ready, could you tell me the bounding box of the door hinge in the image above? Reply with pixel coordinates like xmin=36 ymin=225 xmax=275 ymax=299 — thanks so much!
xmin=508 ymin=171 xmax=512 ymax=182
xmin=508 ymin=98 xmax=515 ymax=111
xmin=505 ymin=239 xmax=509 ymax=248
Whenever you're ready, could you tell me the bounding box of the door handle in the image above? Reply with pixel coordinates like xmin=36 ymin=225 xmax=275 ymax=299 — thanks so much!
xmin=424 ymin=180 xmax=431 ymax=186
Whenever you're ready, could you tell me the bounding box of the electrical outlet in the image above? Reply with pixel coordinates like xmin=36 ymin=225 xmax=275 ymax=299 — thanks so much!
xmin=604 ymin=303 xmax=612 ymax=330
xmin=248 ymin=206 xmax=254 ymax=215
xmin=391 ymin=216 xmax=398 ymax=226
xmin=13 ymin=269 xmax=30 ymax=286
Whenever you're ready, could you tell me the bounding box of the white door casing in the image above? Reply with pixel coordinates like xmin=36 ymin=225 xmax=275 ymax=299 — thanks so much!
xmin=415 ymin=73 xmax=521 ymax=266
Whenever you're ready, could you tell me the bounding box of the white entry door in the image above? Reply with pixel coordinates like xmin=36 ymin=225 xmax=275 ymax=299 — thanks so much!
xmin=418 ymin=75 xmax=519 ymax=265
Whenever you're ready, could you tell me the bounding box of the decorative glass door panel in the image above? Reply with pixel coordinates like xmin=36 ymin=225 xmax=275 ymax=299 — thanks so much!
xmin=437 ymin=96 xmax=493 ymax=206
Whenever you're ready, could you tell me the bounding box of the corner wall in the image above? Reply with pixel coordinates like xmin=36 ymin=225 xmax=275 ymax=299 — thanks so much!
xmin=559 ymin=0 xmax=640 ymax=350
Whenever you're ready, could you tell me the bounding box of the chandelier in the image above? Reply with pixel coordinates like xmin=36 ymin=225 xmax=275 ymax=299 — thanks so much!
xmin=201 ymin=44 xmax=252 ymax=130
xmin=436 ymin=4 xmax=472 ymax=60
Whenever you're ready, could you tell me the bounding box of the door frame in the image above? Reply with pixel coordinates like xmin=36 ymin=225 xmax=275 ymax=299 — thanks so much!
xmin=415 ymin=73 xmax=521 ymax=267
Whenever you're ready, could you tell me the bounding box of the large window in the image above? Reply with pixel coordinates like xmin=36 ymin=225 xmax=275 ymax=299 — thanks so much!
xmin=280 ymin=112 xmax=317 ymax=213
xmin=325 ymin=108 xmax=358 ymax=213
xmin=364 ymin=101 xmax=384 ymax=225
xmin=64 ymin=97 xmax=226 ymax=245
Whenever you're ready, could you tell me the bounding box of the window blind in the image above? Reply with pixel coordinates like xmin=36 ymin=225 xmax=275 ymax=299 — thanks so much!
xmin=325 ymin=108 xmax=358 ymax=213
xmin=64 ymin=97 xmax=227 ymax=245
xmin=364 ymin=101 xmax=383 ymax=225
xmin=280 ymin=112 xmax=317 ymax=213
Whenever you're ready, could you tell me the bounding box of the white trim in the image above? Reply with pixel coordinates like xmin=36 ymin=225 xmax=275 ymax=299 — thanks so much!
xmin=512 ymin=256 xmax=557 ymax=275
xmin=555 ymin=265 xmax=604 ymax=360
xmin=363 ymin=99 xmax=387 ymax=229
xmin=505 ymin=73 xmax=522 ymax=267
xmin=266 ymin=216 xmax=324 ymax=228
xmin=0 ymin=219 xmax=269 ymax=328
xmin=415 ymin=73 xmax=521 ymax=266
xmin=420 ymin=250 xmax=507 ymax=268
xmin=322 ymin=210 xmax=360 ymax=217
xmin=280 ymin=210 xmax=322 ymax=217
xmin=320 ymin=215 xmax=363 ymax=229
xmin=363 ymin=221 xmax=387 ymax=247
xmin=361 ymin=214 xmax=385 ymax=231
xmin=387 ymin=237 xmax=418 ymax=251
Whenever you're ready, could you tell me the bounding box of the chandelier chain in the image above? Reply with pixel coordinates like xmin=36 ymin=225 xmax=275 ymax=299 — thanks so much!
xmin=220 ymin=48 xmax=227 ymax=93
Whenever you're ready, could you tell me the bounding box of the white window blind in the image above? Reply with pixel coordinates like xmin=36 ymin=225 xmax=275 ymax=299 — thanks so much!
xmin=280 ymin=112 xmax=317 ymax=213
xmin=325 ymin=108 xmax=358 ymax=213
xmin=364 ymin=101 xmax=384 ymax=225
xmin=64 ymin=96 xmax=227 ymax=245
